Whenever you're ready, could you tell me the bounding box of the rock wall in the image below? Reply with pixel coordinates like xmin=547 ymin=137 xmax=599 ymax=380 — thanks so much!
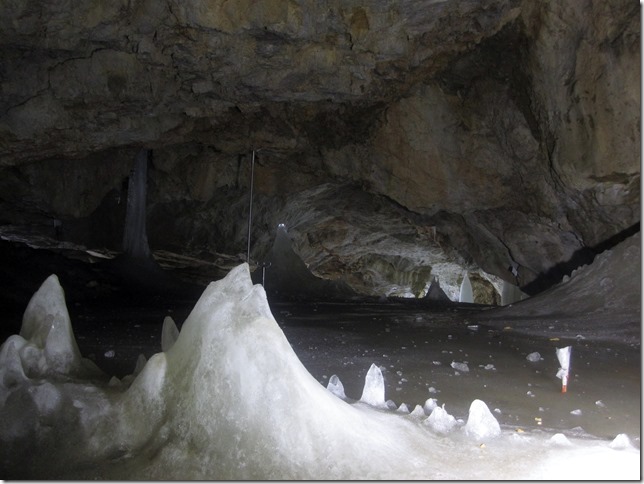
xmin=0 ymin=0 xmax=639 ymax=300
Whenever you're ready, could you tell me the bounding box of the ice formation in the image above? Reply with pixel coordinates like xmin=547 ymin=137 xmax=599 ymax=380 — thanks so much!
xmin=0 ymin=264 xmax=640 ymax=480
xmin=397 ymin=403 xmax=410 ymax=413
xmin=424 ymin=404 xmax=458 ymax=434
xmin=122 ymin=149 xmax=152 ymax=260
xmin=359 ymin=363 xmax=387 ymax=408
xmin=15 ymin=274 xmax=101 ymax=378
xmin=409 ymin=404 xmax=425 ymax=418
xmin=550 ymin=433 xmax=573 ymax=447
xmin=501 ymin=280 xmax=526 ymax=305
xmin=464 ymin=399 xmax=501 ymax=441
xmin=610 ymin=433 xmax=635 ymax=450
xmin=459 ymin=273 xmax=473 ymax=303
xmin=424 ymin=397 xmax=438 ymax=413
xmin=161 ymin=316 xmax=179 ymax=352
xmin=326 ymin=374 xmax=347 ymax=400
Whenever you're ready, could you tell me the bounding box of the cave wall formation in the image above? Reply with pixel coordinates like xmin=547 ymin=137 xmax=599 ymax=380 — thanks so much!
xmin=0 ymin=0 xmax=639 ymax=300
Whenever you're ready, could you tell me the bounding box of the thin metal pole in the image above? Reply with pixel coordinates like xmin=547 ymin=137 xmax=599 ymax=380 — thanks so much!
xmin=261 ymin=261 xmax=271 ymax=287
xmin=246 ymin=149 xmax=255 ymax=263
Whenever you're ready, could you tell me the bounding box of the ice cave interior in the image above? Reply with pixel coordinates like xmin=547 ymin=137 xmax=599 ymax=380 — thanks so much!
xmin=0 ymin=0 xmax=641 ymax=480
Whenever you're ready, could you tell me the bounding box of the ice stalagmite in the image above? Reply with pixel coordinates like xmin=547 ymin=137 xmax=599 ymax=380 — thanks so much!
xmin=501 ymin=280 xmax=526 ymax=305
xmin=130 ymin=263 xmax=446 ymax=480
xmin=397 ymin=403 xmax=410 ymax=413
xmin=16 ymin=274 xmax=102 ymax=379
xmin=20 ymin=274 xmax=82 ymax=375
xmin=459 ymin=273 xmax=473 ymax=303
xmin=326 ymin=374 xmax=347 ymax=400
xmin=424 ymin=404 xmax=458 ymax=434
xmin=464 ymin=399 xmax=501 ymax=441
xmin=161 ymin=316 xmax=179 ymax=352
xmin=359 ymin=363 xmax=387 ymax=408
xmin=424 ymin=398 xmax=438 ymax=413
xmin=609 ymin=434 xmax=635 ymax=450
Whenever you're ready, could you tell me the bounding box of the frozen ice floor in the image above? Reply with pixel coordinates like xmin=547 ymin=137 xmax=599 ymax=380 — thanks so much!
xmin=0 ymin=265 xmax=640 ymax=479
xmin=274 ymin=302 xmax=640 ymax=442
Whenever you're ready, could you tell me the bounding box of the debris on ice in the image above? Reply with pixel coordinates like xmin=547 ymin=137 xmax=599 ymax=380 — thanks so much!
xmin=450 ymin=361 xmax=469 ymax=372
xmin=526 ymin=352 xmax=541 ymax=362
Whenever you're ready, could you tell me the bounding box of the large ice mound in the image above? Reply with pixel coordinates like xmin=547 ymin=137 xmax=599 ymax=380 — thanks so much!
xmin=0 ymin=264 xmax=639 ymax=479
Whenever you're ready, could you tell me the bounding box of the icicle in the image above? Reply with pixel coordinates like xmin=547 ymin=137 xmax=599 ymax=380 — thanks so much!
xmin=123 ymin=149 xmax=152 ymax=260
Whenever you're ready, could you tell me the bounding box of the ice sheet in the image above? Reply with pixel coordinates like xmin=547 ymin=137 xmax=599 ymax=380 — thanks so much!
xmin=0 ymin=265 xmax=639 ymax=480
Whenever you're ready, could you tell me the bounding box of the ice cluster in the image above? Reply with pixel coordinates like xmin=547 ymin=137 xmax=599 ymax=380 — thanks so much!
xmin=0 ymin=265 xmax=639 ymax=480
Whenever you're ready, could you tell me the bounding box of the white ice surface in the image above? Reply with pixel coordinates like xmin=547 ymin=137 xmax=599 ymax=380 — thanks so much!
xmin=459 ymin=273 xmax=473 ymax=303
xmin=0 ymin=265 xmax=640 ymax=479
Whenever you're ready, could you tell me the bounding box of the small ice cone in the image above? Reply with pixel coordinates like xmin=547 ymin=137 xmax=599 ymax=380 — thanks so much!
xmin=556 ymin=346 xmax=572 ymax=393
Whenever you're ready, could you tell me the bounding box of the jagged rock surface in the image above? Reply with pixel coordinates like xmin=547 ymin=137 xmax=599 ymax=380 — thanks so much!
xmin=0 ymin=0 xmax=639 ymax=299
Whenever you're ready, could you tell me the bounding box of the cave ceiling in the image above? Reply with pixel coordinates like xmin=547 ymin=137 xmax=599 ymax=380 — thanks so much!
xmin=0 ymin=0 xmax=640 ymax=300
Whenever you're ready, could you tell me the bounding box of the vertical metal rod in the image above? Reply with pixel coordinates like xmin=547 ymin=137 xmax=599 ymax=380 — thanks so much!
xmin=246 ymin=149 xmax=255 ymax=263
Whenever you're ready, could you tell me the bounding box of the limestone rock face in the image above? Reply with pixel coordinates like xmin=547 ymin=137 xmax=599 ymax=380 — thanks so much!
xmin=521 ymin=1 xmax=640 ymax=248
xmin=0 ymin=0 xmax=639 ymax=300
